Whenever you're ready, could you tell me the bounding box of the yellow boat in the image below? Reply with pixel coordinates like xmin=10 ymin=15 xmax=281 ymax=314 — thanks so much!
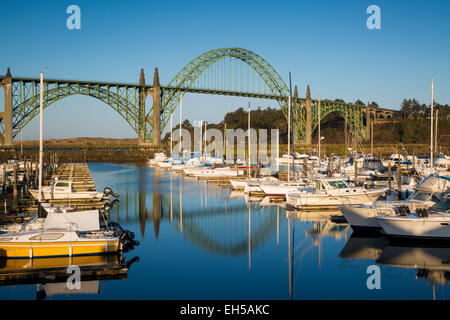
xmin=0 ymin=209 xmax=120 ymax=259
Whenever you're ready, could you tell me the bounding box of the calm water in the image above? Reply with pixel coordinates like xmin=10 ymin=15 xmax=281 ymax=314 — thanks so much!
xmin=0 ymin=162 xmax=449 ymax=300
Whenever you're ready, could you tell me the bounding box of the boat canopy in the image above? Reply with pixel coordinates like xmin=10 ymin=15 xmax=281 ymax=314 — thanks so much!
xmin=362 ymin=159 xmax=386 ymax=172
xmin=43 ymin=210 xmax=100 ymax=231
xmin=416 ymin=176 xmax=450 ymax=193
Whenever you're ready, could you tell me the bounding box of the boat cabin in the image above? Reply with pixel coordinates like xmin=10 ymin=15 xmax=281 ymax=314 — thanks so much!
xmin=313 ymin=178 xmax=352 ymax=190
xmin=50 ymin=180 xmax=73 ymax=193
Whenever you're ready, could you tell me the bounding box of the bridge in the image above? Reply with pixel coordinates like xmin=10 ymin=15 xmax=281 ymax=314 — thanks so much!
xmin=0 ymin=47 xmax=389 ymax=147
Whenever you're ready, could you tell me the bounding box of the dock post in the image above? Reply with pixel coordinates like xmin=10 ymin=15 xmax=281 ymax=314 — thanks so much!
xmin=388 ymin=163 xmax=391 ymax=195
xmin=26 ymin=161 xmax=30 ymax=191
xmin=397 ymin=167 xmax=402 ymax=200
xmin=303 ymin=157 xmax=307 ymax=178
xmin=13 ymin=162 xmax=18 ymax=199
xmin=2 ymin=162 xmax=5 ymax=192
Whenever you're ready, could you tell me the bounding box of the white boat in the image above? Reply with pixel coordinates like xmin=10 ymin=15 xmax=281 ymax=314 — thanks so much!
xmin=259 ymin=180 xmax=313 ymax=198
xmin=0 ymin=209 xmax=119 ymax=258
xmin=382 ymin=153 xmax=406 ymax=168
xmin=286 ymin=177 xmax=386 ymax=210
xmin=147 ymin=152 xmax=169 ymax=166
xmin=417 ymin=156 xmax=450 ymax=177
xmin=243 ymin=177 xmax=279 ymax=194
xmin=376 ymin=197 xmax=450 ymax=239
xmin=229 ymin=177 xmax=278 ymax=191
xmin=157 ymin=159 xmax=172 ymax=169
xmin=30 ymin=179 xmax=104 ymax=201
xmin=339 ymin=175 xmax=449 ymax=231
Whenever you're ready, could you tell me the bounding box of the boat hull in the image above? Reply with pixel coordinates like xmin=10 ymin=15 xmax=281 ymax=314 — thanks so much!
xmin=0 ymin=240 xmax=119 ymax=259
xmin=377 ymin=216 xmax=450 ymax=239
xmin=30 ymin=190 xmax=104 ymax=200
xmin=339 ymin=205 xmax=382 ymax=230
xmin=288 ymin=190 xmax=384 ymax=210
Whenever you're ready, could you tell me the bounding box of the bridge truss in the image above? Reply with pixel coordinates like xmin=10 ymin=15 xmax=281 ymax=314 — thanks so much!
xmin=0 ymin=48 xmax=369 ymax=146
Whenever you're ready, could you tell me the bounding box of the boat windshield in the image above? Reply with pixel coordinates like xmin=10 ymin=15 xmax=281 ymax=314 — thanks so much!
xmin=410 ymin=191 xmax=432 ymax=202
xmin=327 ymin=180 xmax=350 ymax=189
xmin=430 ymin=199 xmax=450 ymax=213
xmin=55 ymin=182 xmax=70 ymax=187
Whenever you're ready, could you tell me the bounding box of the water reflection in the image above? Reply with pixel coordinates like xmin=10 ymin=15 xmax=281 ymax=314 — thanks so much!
xmin=339 ymin=231 xmax=450 ymax=299
xmin=2 ymin=162 xmax=444 ymax=299
xmin=0 ymin=254 xmax=134 ymax=300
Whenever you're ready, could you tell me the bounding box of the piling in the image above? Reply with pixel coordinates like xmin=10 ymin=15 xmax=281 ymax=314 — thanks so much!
xmin=1 ymin=162 xmax=5 ymax=192
xmin=397 ymin=167 xmax=402 ymax=200
xmin=303 ymin=158 xmax=307 ymax=178
xmin=388 ymin=163 xmax=392 ymax=195
xmin=13 ymin=162 xmax=18 ymax=200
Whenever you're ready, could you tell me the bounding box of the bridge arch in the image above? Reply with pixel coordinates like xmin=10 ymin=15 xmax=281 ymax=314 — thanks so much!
xmin=9 ymin=81 xmax=141 ymax=139
xmin=158 ymin=47 xmax=291 ymax=133
xmin=310 ymin=100 xmax=366 ymax=141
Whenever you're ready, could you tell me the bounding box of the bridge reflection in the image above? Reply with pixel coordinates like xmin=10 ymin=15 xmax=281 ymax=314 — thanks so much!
xmin=112 ymin=167 xmax=279 ymax=257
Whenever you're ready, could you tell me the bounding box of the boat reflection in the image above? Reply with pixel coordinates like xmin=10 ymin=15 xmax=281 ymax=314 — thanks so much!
xmin=377 ymin=244 xmax=450 ymax=285
xmin=338 ymin=233 xmax=389 ymax=260
xmin=0 ymin=253 xmax=139 ymax=300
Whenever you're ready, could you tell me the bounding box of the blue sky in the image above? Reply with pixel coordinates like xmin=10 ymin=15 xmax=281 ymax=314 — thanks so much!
xmin=0 ymin=0 xmax=449 ymax=140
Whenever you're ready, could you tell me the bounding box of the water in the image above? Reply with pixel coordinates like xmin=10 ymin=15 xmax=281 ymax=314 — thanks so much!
xmin=0 ymin=162 xmax=449 ymax=300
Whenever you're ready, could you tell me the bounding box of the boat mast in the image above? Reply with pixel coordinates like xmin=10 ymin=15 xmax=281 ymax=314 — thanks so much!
xmin=287 ymin=95 xmax=291 ymax=182
xmin=435 ymin=108 xmax=438 ymax=156
xmin=199 ymin=121 xmax=203 ymax=161
xmin=170 ymin=113 xmax=173 ymax=157
xmin=248 ymin=102 xmax=251 ymax=179
xmin=204 ymin=121 xmax=207 ymax=158
xmin=430 ymin=78 xmax=434 ymax=170
xmin=179 ymin=95 xmax=183 ymax=156
xmin=318 ymin=96 xmax=321 ymax=161
xmin=288 ymin=72 xmax=294 ymax=179
xmin=38 ymin=72 xmax=43 ymax=202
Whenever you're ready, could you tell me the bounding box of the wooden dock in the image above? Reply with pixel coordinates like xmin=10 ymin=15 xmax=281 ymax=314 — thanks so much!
xmin=0 ymin=162 xmax=106 ymax=223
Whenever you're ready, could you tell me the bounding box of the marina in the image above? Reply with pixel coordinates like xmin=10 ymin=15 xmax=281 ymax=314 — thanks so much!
xmin=1 ymin=0 xmax=449 ymax=305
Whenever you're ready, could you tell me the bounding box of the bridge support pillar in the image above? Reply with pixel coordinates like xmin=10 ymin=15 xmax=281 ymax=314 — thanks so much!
xmin=138 ymin=68 xmax=147 ymax=145
xmin=305 ymin=85 xmax=312 ymax=145
xmin=150 ymin=67 xmax=161 ymax=146
xmin=0 ymin=68 xmax=13 ymax=147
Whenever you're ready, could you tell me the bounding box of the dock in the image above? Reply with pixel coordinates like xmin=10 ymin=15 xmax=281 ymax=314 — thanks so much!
xmin=0 ymin=161 xmax=107 ymax=224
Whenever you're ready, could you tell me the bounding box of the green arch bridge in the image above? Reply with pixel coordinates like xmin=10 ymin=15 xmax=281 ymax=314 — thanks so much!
xmin=0 ymin=47 xmax=378 ymax=147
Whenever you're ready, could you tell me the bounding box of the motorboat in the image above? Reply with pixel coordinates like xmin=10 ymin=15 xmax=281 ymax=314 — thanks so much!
xmin=243 ymin=177 xmax=279 ymax=194
xmin=376 ymin=197 xmax=450 ymax=239
xmin=229 ymin=177 xmax=278 ymax=191
xmin=0 ymin=209 xmax=120 ymax=258
xmin=285 ymin=177 xmax=386 ymax=210
xmin=29 ymin=179 xmax=104 ymax=201
xmin=259 ymin=180 xmax=313 ymax=198
xmin=358 ymin=159 xmax=387 ymax=179
xmin=382 ymin=153 xmax=406 ymax=168
xmin=147 ymin=152 xmax=169 ymax=166
xmin=0 ymin=205 xmax=89 ymax=233
xmin=339 ymin=175 xmax=449 ymax=231
xmin=417 ymin=156 xmax=450 ymax=177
